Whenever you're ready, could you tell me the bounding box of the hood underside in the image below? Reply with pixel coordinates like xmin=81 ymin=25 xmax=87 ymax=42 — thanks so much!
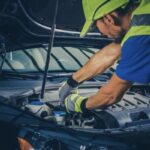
xmin=0 ymin=0 xmax=104 ymax=51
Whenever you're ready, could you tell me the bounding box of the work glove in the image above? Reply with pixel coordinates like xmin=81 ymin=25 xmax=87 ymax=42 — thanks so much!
xmin=59 ymin=76 xmax=80 ymax=105
xmin=65 ymin=94 xmax=88 ymax=113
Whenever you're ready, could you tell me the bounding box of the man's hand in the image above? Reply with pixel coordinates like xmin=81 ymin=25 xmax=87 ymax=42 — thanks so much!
xmin=59 ymin=76 xmax=79 ymax=105
xmin=65 ymin=94 xmax=87 ymax=113
xmin=59 ymin=82 xmax=78 ymax=105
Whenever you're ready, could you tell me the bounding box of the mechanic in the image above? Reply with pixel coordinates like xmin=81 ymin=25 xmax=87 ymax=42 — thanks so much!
xmin=59 ymin=0 xmax=150 ymax=113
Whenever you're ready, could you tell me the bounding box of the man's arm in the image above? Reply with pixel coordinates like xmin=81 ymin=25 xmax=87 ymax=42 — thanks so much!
xmin=59 ymin=42 xmax=121 ymax=105
xmin=86 ymin=74 xmax=132 ymax=109
xmin=64 ymin=73 xmax=132 ymax=113
xmin=85 ymin=35 xmax=150 ymax=110
xmin=72 ymin=42 xmax=121 ymax=82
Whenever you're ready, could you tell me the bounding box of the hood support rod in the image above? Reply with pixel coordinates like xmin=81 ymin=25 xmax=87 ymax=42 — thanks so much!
xmin=41 ymin=0 xmax=59 ymax=99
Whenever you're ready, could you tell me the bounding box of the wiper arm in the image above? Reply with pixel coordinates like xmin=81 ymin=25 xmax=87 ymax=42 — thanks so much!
xmin=47 ymin=72 xmax=72 ymax=78
xmin=1 ymin=71 xmax=73 ymax=80
xmin=1 ymin=71 xmax=41 ymax=80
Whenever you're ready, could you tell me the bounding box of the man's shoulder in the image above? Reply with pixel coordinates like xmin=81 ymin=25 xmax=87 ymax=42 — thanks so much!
xmin=121 ymin=26 xmax=150 ymax=46
xmin=122 ymin=35 xmax=150 ymax=49
xmin=116 ymin=35 xmax=150 ymax=84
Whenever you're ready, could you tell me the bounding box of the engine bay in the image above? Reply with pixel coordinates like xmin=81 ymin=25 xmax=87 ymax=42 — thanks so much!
xmin=0 ymin=79 xmax=150 ymax=130
xmin=1 ymin=82 xmax=149 ymax=131
xmin=0 ymin=81 xmax=150 ymax=150
xmin=23 ymin=91 xmax=150 ymax=129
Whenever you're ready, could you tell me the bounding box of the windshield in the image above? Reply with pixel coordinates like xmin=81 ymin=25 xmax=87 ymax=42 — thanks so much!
xmin=0 ymin=46 xmax=98 ymax=73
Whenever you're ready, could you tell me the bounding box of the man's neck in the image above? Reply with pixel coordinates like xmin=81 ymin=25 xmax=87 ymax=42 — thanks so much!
xmin=122 ymin=4 xmax=139 ymax=30
xmin=122 ymin=14 xmax=132 ymax=30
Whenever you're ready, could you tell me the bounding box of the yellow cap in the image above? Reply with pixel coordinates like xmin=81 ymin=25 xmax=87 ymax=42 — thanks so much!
xmin=80 ymin=0 xmax=129 ymax=37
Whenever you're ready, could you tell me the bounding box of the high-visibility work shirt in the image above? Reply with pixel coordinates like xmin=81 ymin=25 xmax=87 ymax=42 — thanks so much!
xmin=116 ymin=0 xmax=150 ymax=84
xmin=116 ymin=35 xmax=150 ymax=84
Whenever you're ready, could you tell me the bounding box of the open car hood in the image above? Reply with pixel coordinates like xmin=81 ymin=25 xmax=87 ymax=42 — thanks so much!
xmin=0 ymin=79 xmax=150 ymax=150
xmin=0 ymin=0 xmax=104 ymax=51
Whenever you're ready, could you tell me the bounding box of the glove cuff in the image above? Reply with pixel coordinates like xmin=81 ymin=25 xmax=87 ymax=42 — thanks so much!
xmin=80 ymin=98 xmax=89 ymax=113
xmin=67 ymin=76 xmax=80 ymax=88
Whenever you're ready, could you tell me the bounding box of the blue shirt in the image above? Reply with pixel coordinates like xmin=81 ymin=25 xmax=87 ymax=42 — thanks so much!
xmin=116 ymin=35 xmax=150 ymax=84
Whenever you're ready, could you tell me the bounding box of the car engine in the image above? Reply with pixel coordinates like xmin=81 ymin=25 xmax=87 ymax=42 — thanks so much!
xmin=20 ymin=85 xmax=150 ymax=130
xmin=0 ymin=83 xmax=150 ymax=150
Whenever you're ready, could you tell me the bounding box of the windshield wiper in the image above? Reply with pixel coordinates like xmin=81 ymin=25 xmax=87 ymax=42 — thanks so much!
xmin=1 ymin=71 xmax=42 ymax=80
xmin=1 ymin=71 xmax=72 ymax=80
xmin=47 ymin=72 xmax=72 ymax=77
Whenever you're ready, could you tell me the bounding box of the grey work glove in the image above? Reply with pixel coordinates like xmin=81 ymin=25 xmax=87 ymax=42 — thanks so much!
xmin=59 ymin=76 xmax=79 ymax=105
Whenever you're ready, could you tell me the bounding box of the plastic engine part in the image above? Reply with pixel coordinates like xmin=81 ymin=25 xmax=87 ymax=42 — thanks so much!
xmin=94 ymin=93 xmax=150 ymax=128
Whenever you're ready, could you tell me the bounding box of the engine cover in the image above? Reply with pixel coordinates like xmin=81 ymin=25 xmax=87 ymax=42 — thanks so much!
xmin=94 ymin=93 xmax=150 ymax=128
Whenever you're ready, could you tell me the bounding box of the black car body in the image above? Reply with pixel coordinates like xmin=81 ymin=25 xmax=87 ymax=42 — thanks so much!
xmin=0 ymin=0 xmax=150 ymax=150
